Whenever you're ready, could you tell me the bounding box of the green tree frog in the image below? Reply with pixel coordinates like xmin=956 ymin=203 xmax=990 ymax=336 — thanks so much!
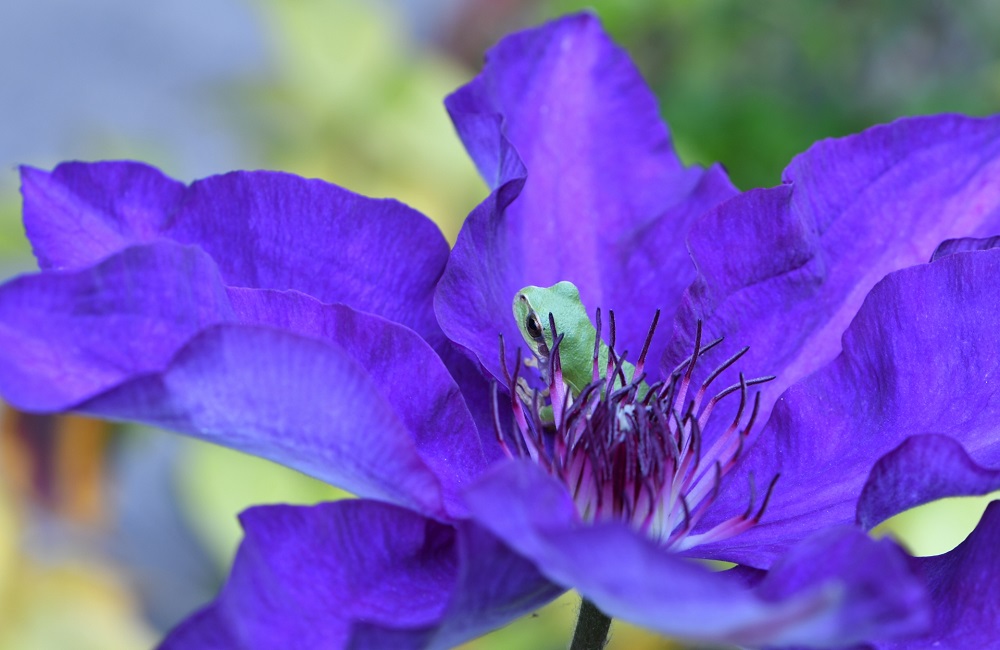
xmin=512 ymin=281 xmax=644 ymax=398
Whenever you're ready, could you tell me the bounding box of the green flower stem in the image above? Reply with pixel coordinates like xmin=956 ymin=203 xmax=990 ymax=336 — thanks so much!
xmin=569 ymin=598 xmax=612 ymax=650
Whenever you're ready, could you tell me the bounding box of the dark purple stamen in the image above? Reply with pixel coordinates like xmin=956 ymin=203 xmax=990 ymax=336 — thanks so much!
xmin=494 ymin=316 xmax=779 ymax=551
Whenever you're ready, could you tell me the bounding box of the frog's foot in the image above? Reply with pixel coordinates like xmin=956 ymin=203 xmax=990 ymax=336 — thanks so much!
xmin=515 ymin=376 xmax=547 ymax=400
xmin=515 ymin=377 xmax=555 ymax=425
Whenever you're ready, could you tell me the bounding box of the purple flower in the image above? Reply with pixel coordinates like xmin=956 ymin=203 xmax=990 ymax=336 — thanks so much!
xmin=1 ymin=12 xmax=999 ymax=649
xmin=438 ymin=14 xmax=1000 ymax=647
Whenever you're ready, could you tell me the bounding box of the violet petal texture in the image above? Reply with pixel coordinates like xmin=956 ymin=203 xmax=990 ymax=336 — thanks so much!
xmin=669 ymin=114 xmax=1000 ymax=421
xmin=82 ymin=324 xmax=448 ymax=516
xmin=0 ymin=242 xmax=488 ymax=517
xmin=857 ymin=435 xmax=1000 ymax=531
xmin=437 ymin=12 xmax=737 ymax=384
xmin=695 ymin=249 xmax=1000 ymax=567
xmin=931 ymin=234 xmax=1000 ymax=260
xmin=0 ymin=242 xmax=234 ymax=410
xmin=463 ymin=460 xmax=928 ymax=647
xmin=750 ymin=527 xmax=929 ymax=647
xmin=875 ymin=502 xmax=1000 ymax=649
xmin=21 ymin=163 xmax=449 ymax=343
xmin=224 ymin=287 xmax=489 ymax=513
xmin=160 ymin=499 xmax=559 ymax=650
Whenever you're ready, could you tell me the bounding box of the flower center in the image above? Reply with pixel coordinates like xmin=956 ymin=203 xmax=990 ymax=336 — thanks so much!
xmin=494 ymin=311 xmax=778 ymax=551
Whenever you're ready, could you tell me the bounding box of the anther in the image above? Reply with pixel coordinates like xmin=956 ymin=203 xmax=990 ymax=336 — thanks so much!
xmin=634 ymin=309 xmax=661 ymax=377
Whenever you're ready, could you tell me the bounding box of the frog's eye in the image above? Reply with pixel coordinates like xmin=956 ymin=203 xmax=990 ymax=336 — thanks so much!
xmin=525 ymin=312 xmax=544 ymax=340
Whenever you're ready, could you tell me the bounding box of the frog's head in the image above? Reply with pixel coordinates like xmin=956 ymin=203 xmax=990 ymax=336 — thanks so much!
xmin=512 ymin=281 xmax=582 ymax=362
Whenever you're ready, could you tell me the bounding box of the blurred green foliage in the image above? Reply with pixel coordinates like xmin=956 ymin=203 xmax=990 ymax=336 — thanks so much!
xmin=541 ymin=0 xmax=1000 ymax=189
xmin=242 ymin=0 xmax=486 ymax=242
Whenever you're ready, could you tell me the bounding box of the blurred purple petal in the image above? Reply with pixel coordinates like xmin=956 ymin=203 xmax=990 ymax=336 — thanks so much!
xmin=226 ymin=288 xmax=488 ymax=513
xmin=161 ymin=500 xmax=559 ymax=650
xmin=0 ymin=237 xmax=488 ymax=514
xmin=21 ymin=162 xmax=186 ymax=270
xmin=877 ymin=502 xmax=1000 ymax=649
xmin=0 ymin=242 xmax=232 ymax=410
xmin=858 ymin=435 xmax=1000 ymax=530
xmin=160 ymin=607 xmax=235 ymax=649
xmin=174 ymin=171 xmax=449 ymax=342
xmin=464 ymin=460 xmax=926 ymax=647
xmin=669 ymin=114 xmax=1000 ymax=420
xmin=752 ymin=527 xmax=929 ymax=646
xmin=931 ymin=234 xmax=1000 ymax=260
xmin=697 ymin=250 xmax=1000 ymax=567
xmin=433 ymin=340 xmax=508 ymax=464
xmin=352 ymin=519 xmax=562 ymax=649
xmin=438 ymin=13 xmax=737 ymax=383
xmin=160 ymin=500 xmax=453 ymax=650
xmin=21 ymin=162 xmax=449 ymax=342
xmin=82 ymin=324 xmax=448 ymax=516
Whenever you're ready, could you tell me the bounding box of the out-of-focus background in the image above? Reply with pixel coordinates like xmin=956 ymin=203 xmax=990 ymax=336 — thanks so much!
xmin=1 ymin=1 xmax=999 ymax=648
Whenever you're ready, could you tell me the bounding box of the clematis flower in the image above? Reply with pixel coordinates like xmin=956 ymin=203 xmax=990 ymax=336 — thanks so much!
xmin=1 ymin=12 xmax=999 ymax=649
xmin=436 ymin=13 xmax=1000 ymax=648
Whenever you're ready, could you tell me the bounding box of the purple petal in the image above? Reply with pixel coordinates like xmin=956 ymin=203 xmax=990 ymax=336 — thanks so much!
xmin=81 ymin=324 xmax=449 ymax=515
xmin=21 ymin=162 xmax=449 ymax=342
xmin=21 ymin=162 xmax=186 ymax=270
xmin=437 ymin=14 xmax=737 ymax=383
xmin=353 ymin=519 xmax=562 ymax=649
xmin=161 ymin=500 xmax=559 ymax=650
xmin=0 ymin=242 xmax=233 ymax=411
xmin=931 ymin=234 xmax=1000 ymax=260
xmin=160 ymin=501 xmax=453 ymax=650
xmin=877 ymin=502 xmax=1000 ymax=649
xmin=173 ymin=172 xmax=449 ymax=342
xmin=0 ymin=241 xmax=487 ymax=514
xmin=463 ymin=460 xmax=926 ymax=647
xmin=668 ymin=114 xmax=1000 ymax=421
xmin=434 ymin=342 xmax=508 ymax=465
xmin=750 ymin=527 xmax=929 ymax=646
xmin=858 ymin=435 xmax=1000 ymax=530
xmin=696 ymin=250 xmax=1000 ymax=567
xmin=225 ymin=288 xmax=489 ymax=512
